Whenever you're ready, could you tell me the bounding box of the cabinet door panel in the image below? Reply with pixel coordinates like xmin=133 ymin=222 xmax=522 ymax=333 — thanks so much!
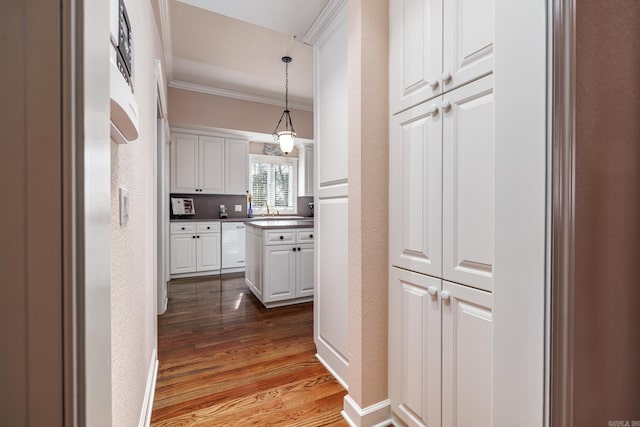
xmin=197 ymin=233 xmax=220 ymax=271
xmin=390 ymin=0 xmax=443 ymax=113
xmin=171 ymin=133 xmax=198 ymax=193
xmin=199 ymin=136 xmax=225 ymax=194
xmin=245 ymin=228 xmax=263 ymax=296
xmin=297 ymin=244 xmax=314 ymax=297
xmin=170 ymin=234 xmax=196 ymax=274
xmin=389 ymin=267 xmax=441 ymax=427
xmin=224 ymin=139 xmax=248 ymax=195
xmin=443 ymin=0 xmax=494 ymax=92
xmin=264 ymin=246 xmax=296 ymax=302
xmin=443 ymin=75 xmax=494 ymax=291
xmin=390 ymin=101 xmax=442 ymax=277
xmin=442 ymin=281 xmax=492 ymax=427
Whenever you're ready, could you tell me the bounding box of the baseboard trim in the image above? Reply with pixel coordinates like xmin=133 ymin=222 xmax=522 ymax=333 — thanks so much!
xmin=315 ymin=352 xmax=349 ymax=390
xmin=341 ymin=395 xmax=391 ymax=427
xmin=315 ymin=335 xmax=349 ymax=388
xmin=138 ymin=349 xmax=159 ymax=427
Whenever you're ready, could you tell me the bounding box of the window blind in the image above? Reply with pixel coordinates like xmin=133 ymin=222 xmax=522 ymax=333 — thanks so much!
xmin=249 ymin=155 xmax=297 ymax=213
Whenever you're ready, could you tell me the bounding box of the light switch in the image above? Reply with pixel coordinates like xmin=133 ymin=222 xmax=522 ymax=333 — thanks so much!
xmin=235 ymin=205 xmax=242 ymax=212
xmin=119 ymin=188 xmax=129 ymax=226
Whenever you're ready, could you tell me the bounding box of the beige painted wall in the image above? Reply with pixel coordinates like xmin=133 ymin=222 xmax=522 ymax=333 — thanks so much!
xmin=573 ymin=0 xmax=640 ymax=423
xmin=168 ymin=87 xmax=314 ymax=139
xmin=347 ymin=0 xmax=389 ymax=410
xmin=110 ymin=0 xmax=166 ymax=425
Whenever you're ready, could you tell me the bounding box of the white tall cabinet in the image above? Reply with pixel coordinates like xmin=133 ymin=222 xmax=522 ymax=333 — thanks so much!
xmin=389 ymin=0 xmax=495 ymax=425
xmin=310 ymin=1 xmax=350 ymax=388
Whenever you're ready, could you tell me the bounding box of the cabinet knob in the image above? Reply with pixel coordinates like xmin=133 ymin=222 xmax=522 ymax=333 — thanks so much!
xmin=427 ymin=286 xmax=438 ymax=296
xmin=181 ymin=227 xmax=185 ymax=230
xmin=309 ymin=234 xmax=313 ymax=238
xmin=196 ymin=235 xmax=200 ymax=238
xmin=293 ymin=247 xmax=297 ymax=252
xmin=427 ymin=78 xmax=439 ymax=89
xmin=207 ymin=226 xmax=210 ymax=229
xmin=427 ymin=104 xmax=438 ymax=115
xmin=440 ymin=290 xmax=451 ymax=301
xmin=192 ymin=236 xmax=196 ymax=239
xmin=280 ymin=235 xmax=284 ymax=240
xmin=298 ymin=247 xmax=301 ymax=251
xmin=441 ymin=100 xmax=452 ymax=111
xmin=441 ymin=71 xmax=452 ymax=83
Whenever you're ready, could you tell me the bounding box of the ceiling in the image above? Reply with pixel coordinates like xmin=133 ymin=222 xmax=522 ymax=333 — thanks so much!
xmin=166 ymin=0 xmax=330 ymax=111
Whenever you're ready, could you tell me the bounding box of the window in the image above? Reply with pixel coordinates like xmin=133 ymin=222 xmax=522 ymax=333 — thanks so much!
xmin=249 ymin=154 xmax=298 ymax=214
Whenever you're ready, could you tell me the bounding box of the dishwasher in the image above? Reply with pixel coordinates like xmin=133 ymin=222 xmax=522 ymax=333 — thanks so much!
xmin=221 ymin=222 xmax=246 ymax=272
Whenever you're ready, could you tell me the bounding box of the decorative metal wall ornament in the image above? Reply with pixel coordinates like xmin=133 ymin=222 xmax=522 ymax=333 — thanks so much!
xmin=272 ymin=56 xmax=296 ymax=155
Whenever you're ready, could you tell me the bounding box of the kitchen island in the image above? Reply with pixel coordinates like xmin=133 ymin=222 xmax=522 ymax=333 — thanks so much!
xmin=245 ymin=219 xmax=315 ymax=308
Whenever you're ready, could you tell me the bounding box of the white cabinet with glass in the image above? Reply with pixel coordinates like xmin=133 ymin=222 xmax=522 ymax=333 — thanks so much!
xmin=170 ymin=221 xmax=220 ymax=277
xmin=170 ymin=129 xmax=248 ymax=195
xmin=244 ymin=222 xmax=314 ymax=308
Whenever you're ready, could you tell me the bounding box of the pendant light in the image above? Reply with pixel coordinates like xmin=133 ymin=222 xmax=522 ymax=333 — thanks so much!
xmin=272 ymin=56 xmax=296 ymax=155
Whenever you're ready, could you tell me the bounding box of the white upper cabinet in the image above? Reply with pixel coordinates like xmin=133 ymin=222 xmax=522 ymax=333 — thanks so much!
xmin=442 ymin=75 xmax=494 ymax=291
xmin=390 ymin=0 xmax=494 ymax=114
xmin=171 ymin=129 xmax=248 ymax=195
xmin=298 ymin=143 xmax=314 ymax=197
xmin=443 ymin=0 xmax=494 ymax=94
xmin=224 ymin=138 xmax=248 ymax=195
xmin=389 ymin=100 xmax=442 ymax=278
xmin=390 ymin=0 xmax=443 ymax=114
xmin=171 ymin=133 xmax=199 ymax=193
xmin=199 ymin=136 xmax=225 ymax=194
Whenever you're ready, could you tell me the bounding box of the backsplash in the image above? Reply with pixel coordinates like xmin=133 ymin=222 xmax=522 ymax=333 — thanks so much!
xmin=297 ymin=196 xmax=314 ymax=217
xmin=170 ymin=194 xmax=247 ymax=220
xmin=170 ymin=194 xmax=315 ymax=220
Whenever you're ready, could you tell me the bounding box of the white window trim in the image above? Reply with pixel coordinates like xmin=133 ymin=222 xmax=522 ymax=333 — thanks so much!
xmin=249 ymin=154 xmax=298 ymax=215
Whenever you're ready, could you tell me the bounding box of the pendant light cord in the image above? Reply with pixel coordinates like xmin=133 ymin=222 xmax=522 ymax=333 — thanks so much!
xmin=285 ymin=60 xmax=289 ymax=111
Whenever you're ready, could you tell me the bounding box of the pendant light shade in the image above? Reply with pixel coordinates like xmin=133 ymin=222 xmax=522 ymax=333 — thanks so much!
xmin=272 ymin=56 xmax=296 ymax=155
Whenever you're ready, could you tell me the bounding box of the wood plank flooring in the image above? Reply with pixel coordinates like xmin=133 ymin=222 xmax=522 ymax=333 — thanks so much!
xmin=151 ymin=276 xmax=348 ymax=426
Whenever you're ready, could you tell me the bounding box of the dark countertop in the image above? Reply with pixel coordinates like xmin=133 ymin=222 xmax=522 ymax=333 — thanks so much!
xmin=244 ymin=219 xmax=315 ymax=229
xmin=170 ymin=217 xmax=314 ymax=223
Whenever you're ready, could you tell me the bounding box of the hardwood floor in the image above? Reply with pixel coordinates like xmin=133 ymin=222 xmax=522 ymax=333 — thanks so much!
xmin=151 ymin=276 xmax=348 ymax=426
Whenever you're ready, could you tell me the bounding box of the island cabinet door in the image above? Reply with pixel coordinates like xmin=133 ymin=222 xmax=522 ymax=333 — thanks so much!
xmin=296 ymin=243 xmax=314 ymax=298
xmin=263 ymin=245 xmax=296 ymax=302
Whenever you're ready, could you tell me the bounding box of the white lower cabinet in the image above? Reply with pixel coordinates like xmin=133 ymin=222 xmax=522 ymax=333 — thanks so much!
xmin=390 ymin=267 xmax=492 ymax=427
xmin=245 ymin=225 xmax=314 ymax=308
xmin=170 ymin=222 xmax=220 ymax=276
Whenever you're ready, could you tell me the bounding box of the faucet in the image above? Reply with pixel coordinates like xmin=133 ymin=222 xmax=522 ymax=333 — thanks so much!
xmin=264 ymin=202 xmax=279 ymax=216
xmin=265 ymin=202 xmax=270 ymax=215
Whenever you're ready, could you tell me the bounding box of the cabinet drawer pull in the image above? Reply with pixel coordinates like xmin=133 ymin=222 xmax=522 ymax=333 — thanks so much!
xmin=309 ymin=234 xmax=313 ymax=238
xmin=206 ymin=226 xmax=210 ymax=229
xmin=237 ymin=225 xmax=245 ymax=229
xmin=280 ymin=235 xmax=284 ymax=240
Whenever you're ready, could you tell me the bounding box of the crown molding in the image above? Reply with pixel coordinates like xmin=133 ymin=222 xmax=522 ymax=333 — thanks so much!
xmin=303 ymin=0 xmax=348 ymax=45
xmin=168 ymin=80 xmax=313 ymax=112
